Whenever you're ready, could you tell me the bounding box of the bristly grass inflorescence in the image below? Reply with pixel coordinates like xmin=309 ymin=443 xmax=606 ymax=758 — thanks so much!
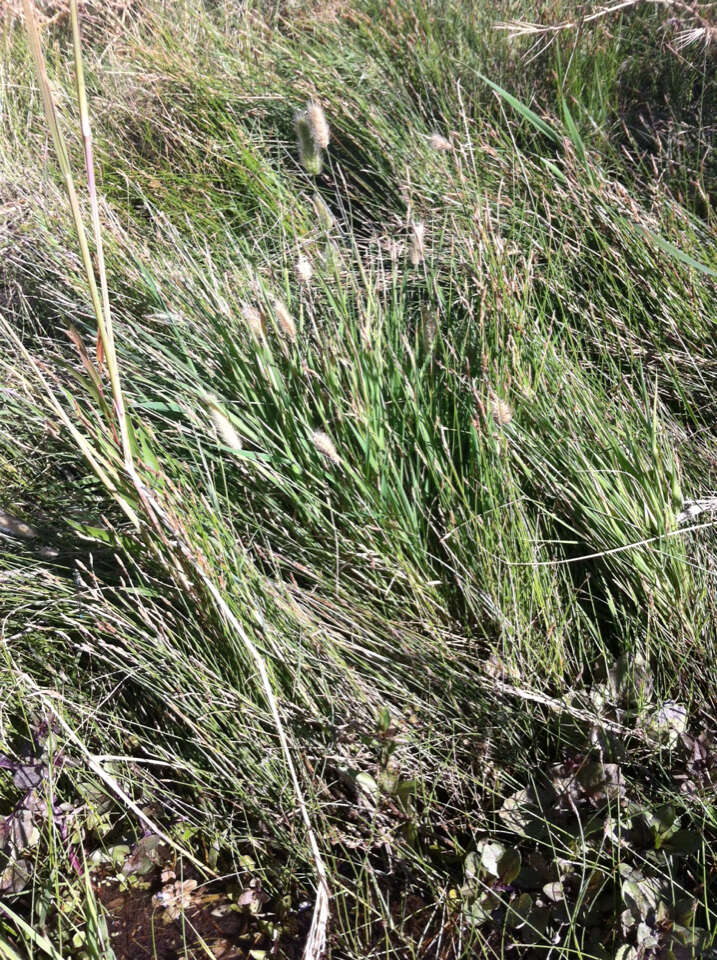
xmin=295 ymin=99 xmax=330 ymax=175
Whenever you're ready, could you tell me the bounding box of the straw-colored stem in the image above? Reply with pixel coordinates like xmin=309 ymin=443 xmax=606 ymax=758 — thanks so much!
xmin=23 ymin=0 xmax=135 ymax=479
xmin=69 ymin=0 xmax=134 ymax=475
xmin=6 ymin=666 xmax=211 ymax=877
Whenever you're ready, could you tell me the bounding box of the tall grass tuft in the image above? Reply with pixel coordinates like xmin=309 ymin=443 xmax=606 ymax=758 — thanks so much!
xmin=0 ymin=0 xmax=716 ymax=956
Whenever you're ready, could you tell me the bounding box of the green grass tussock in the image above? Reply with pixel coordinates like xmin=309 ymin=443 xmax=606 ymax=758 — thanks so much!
xmin=1 ymin=0 xmax=716 ymax=956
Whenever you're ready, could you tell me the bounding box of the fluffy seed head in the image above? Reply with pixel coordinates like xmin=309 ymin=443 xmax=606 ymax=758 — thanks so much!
xmin=421 ymin=306 xmax=437 ymax=350
xmin=241 ymin=303 xmax=265 ymax=337
xmin=294 ymin=110 xmax=323 ymax=175
xmin=429 ymin=132 xmax=452 ymax=152
xmin=312 ymin=192 xmax=335 ymax=231
xmin=409 ymin=221 xmax=426 ymax=266
xmin=207 ymin=398 xmax=243 ymax=451
xmin=273 ymin=298 xmax=297 ymax=340
xmin=490 ymin=396 xmax=513 ymax=426
xmin=307 ymin=100 xmax=331 ymax=149
xmin=295 ymin=254 xmax=314 ymax=283
xmin=311 ymin=429 xmax=341 ymax=465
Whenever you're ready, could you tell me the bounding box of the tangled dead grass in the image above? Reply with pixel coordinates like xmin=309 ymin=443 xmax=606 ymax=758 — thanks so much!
xmin=1 ymin=0 xmax=138 ymax=28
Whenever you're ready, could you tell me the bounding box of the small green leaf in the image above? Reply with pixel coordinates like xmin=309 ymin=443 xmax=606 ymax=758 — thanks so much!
xmin=670 ymin=924 xmax=708 ymax=950
xmin=543 ymin=881 xmax=564 ymax=903
xmin=499 ymin=789 xmax=542 ymax=837
xmin=122 ymin=835 xmax=165 ymax=876
xmin=466 ymin=890 xmax=499 ymax=925
xmin=394 ymin=779 xmax=417 ymax=802
xmin=480 ymin=841 xmax=506 ymax=878
xmin=506 ymin=892 xmax=533 ymax=929
xmin=377 ymin=768 xmax=400 ymax=795
xmin=662 ymin=829 xmax=700 ymax=854
xmin=652 ymin=804 xmax=677 ymax=832
xmin=636 ymin=921 xmax=659 ymax=948
xmin=376 ymin=706 xmax=391 ymax=734
xmin=497 ymin=847 xmax=521 ymax=884
xmin=674 ymin=897 xmax=697 ymax=925
xmin=478 ymin=74 xmax=560 ymax=142
xmin=463 ymin=851 xmax=481 ymax=881
xmin=622 ymin=876 xmax=658 ymax=920
xmin=355 ymin=772 xmax=378 ymax=797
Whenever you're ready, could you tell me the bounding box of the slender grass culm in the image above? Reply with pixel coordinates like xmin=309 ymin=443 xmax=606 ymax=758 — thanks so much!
xmin=22 ymin=0 xmax=132 ymax=474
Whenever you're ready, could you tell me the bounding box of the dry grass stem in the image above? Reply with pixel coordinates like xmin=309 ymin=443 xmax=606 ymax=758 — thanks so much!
xmin=409 ymin=220 xmax=425 ymax=266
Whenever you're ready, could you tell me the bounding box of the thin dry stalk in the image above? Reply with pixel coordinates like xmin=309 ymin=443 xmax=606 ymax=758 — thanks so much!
xmin=409 ymin=221 xmax=426 ymax=266
xmin=69 ymin=6 xmax=109 ymax=361
xmin=10 ymin=670 xmax=211 ymax=876
xmin=483 ymin=674 xmax=661 ymax=747
xmin=676 ymin=498 xmax=717 ymax=523
xmin=497 ymin=0 xmax=715 ymax=41
xmin=70 ymin=0 xmax=133 ymax=473
xmin=23 ymin=0 xmax=134 ymax=478
xmin=496 ymin=0 xmax=641 ymax=37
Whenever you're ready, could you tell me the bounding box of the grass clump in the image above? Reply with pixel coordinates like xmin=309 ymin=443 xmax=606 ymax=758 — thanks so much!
xmin=0 ymin=0 xmax=716 ymax=957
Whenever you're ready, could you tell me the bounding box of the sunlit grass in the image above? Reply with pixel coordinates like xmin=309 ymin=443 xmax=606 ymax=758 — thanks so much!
xmin=0 ymin=0 xmax=716 ymax=956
